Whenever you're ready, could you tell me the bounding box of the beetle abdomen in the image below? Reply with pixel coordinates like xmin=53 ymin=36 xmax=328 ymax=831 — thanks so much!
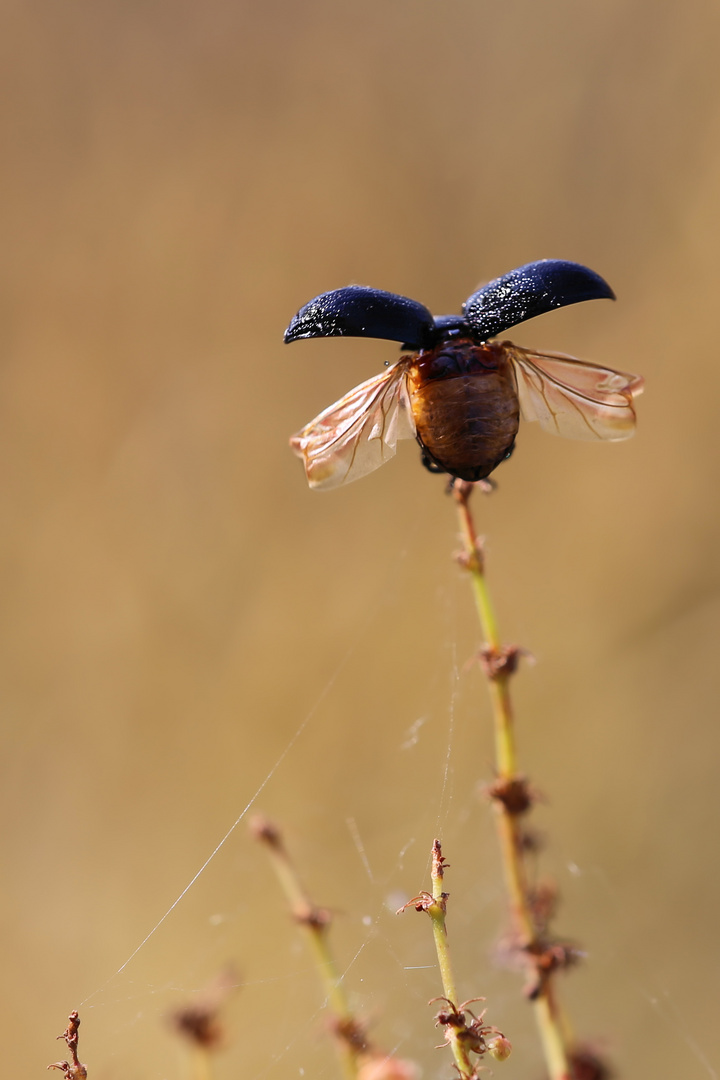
xmin=407 ymin=341 xmax=520 ymax=482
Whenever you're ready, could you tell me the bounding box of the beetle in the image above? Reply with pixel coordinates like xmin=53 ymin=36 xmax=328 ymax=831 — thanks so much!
xmin=284 ymin=260 xmax=643 ymax=489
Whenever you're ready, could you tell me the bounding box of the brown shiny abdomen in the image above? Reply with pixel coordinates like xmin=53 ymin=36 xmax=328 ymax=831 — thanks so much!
xmin=406 ymin=340 xmax=520 ymax=482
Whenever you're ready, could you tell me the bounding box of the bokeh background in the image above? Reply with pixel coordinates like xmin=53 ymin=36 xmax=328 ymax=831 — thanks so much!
xmin=2 ymin=0 xmax=720 ymax=1077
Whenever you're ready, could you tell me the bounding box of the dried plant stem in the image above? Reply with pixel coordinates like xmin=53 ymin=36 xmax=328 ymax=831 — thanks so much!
xmin=453 ymin=481 xmax=573 ymax=1080
xmin=251 ymin=816 xmax=360 ymax=1080
xmin=47 ymin=1012 xmax=87 ymax=1080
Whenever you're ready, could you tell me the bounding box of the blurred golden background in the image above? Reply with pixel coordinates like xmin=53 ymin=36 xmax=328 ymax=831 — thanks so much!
xmin=2 ymin=0 xmax=720 ymax=1076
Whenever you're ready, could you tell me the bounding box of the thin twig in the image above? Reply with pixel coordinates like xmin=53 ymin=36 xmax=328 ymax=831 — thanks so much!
xmin=252 ymin=816 xmax=418 ymax=1080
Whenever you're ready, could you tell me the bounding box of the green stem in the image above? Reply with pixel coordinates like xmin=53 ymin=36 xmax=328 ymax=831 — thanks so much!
xmin=426 ymin=841 xmax=478 ymax=1080
xmin=453 ymin=482 xmax=573 ymax=1080
xmin=428 ymin=841 xmax=459 ymax=1010
xmin=189 ymin=1046 xmax=213 ymax=1080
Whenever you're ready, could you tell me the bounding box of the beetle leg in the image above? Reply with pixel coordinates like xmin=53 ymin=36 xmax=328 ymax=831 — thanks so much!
xmin=419 ymin=446 xmax=447 ymax=476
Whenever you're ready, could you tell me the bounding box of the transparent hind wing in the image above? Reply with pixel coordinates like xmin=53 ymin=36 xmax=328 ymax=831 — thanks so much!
xmin=507 ymin=344 xmax=644 ymax=441
xmin=290 ymin=361 xmax=416 ymax=489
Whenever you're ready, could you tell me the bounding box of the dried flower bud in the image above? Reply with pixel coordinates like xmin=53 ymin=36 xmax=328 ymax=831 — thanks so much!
xmin=487 ymin=1035 xmax=512 ymax=1062
xmin=248 ymin=814 xmax=282 ymax=847
xmin=168 ymin=966 xmax=239 ymax=1051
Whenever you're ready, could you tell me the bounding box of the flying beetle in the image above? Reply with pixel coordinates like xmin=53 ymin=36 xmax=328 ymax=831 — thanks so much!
xmin=284 ymin=260 xmax=644 ymax=489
